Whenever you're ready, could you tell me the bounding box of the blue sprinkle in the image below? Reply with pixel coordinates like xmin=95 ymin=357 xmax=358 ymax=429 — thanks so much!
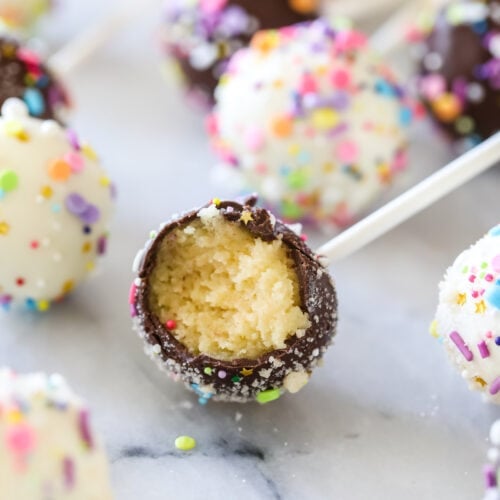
xmin=279 ymin=165 xmax=291 ymax=176
xmin=0 ymin=189 xmax=5 ymax=200
xmin=489 ymin=226 xmax=500 ymax=237
xmin=297 ymin=151 xmax=311 ymax=164
xmin=374 ymin=79 xmax=397 ymax=97
xmin=1 ymin=302 xmax=10 ymax=311
xmin=51 ymin=204 xmax=61 ymax=214
xmin=25 ymin=298 xmax=37 ymax=311
xmin=495 ymin=337 xmax=500 ymax=346
xmin=486 ymin=281 xmax=500 ymax=310
xmin=472 ymin=20 xmax=488 ymax=35
xmin=23 ymin=88 xmax=45 ymax=117
xmin=399 ymin=107 xmax=413 ymax=127
xmin=36 ymin=74 xmax=50 ymax=89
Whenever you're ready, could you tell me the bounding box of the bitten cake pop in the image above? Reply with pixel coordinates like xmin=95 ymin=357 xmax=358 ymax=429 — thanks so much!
xmin=415 ymin=0 xmax=500 ymax=148
xmin=431 ymin=224 xmax=500 ymax=403
xmin=161 ymin=0 xmax=318 ymax=107
xmin=0 ymin=369 xmax=113 ymax=499
xmin=209 ymin=20 xmax=414 ymax=228
xmin=0 ymin=0 xmax=51 ymax=31
xmin=130 ymin=196 xmax=337 ymax=404
xmin=0 ymin=98 xmax=114 ymax=311
xmin=0 ymin=36 xmax=70 ymax=121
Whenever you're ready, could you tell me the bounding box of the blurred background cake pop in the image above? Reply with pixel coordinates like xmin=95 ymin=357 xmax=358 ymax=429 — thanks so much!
xmin=0 ymin=98 xmax=114 ymax=312
xmin=0 ymin=0 xmax=51 ymax=32
xmin=161 ymin=0 xmax=319 ymax=108
xmin=209 ymin=20 xmax=415 ymax=228
xmin=0 ymin=368 xmax=113 ymax=499
xmin=0 ymin=35 xmax=70 ymax=121
xmin=414 ymin=0 xmax=500 ymax=150
xmin=431 ymin=224 xmax=500 ymax=403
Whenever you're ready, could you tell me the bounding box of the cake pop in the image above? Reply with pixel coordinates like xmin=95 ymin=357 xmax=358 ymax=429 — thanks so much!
xmin=0 ymin=368 xmax=113 ymax=499
xmin=0 ymin=98 xmax=114 ymax=311
xmin=0 ymin=35 xmax=70 ymax=121
xmin=161 ymin=0 xmax=318 ymax=107
xmin=415 ymin=0 xmax=500 ymax=149
xmin=209 ymin=20 xmax=415 ymax=228
xmin=431 ymin=224 xmax=500 ymax=402
xmin=131 ymin=196 xmax=337 ymax=404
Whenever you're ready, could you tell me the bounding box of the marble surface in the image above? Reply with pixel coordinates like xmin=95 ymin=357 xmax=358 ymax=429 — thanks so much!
xmin=0 ymin=1 xmax=499 ymax=499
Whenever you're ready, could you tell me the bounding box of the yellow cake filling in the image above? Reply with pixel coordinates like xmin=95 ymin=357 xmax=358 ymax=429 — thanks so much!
xmin=148 ymin=207 xmax=311 ymax=361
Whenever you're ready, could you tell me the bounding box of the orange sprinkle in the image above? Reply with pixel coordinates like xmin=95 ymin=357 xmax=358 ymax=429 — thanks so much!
xmin=431 ymin=93 xmax=462 ymax=123
xmin=272 ymin=116 xmax=293 ymax=138
xmin=251 ymin=31 xmax=279 ymax=54
xmin=48 ymin=160 xmax=71 ymax=181
xmin=289 ymin=0 xmax=318 ymax=14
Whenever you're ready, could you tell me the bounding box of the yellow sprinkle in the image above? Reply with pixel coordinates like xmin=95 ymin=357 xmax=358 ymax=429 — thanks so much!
xmin=311 ymin=108 xmax=339 ymax=130
xmin=475 ymin=300 xmax=486 ymax=314
xmin=6 ymin=409 xmax=22 ymax=424
xmin=37 ymin=300 xmax=50 ymax=312
xmin=82 ymin=242 xmax=92 ymax=254
xmin=474 ymin=376 xmax=487 ymax=388
xmin=212 ymin=198 xmax=221 ymax=206
xmin=288 ymin=144 xmax=300 ymax=156
xmin=239 ymin=210 xmax=253 ymax=225
xmin=62 ymin=280 xmax=74 ymax=294
xmin=456 ymin=293 xmax=466 ymax=306
xmin=81 ymin=144 xmax=98 ymax=162
xmin=0 ymin=221 xmax=10 ymax=235
xmin=175 ymin=435 xmax=196 ymax=451
xmin=41 ymin=185 xmax=53 ymax=199
xmin=99 ymin=176 xmax=111 ymax=187
xmin=4 ymin=120 xmax=29 ymax=141
xmin=86 ymin=261 xmax=95 ymax=272
xmin=240 ymin=368 xmax=254 ymax=377
xmin=429 ymin=320 xmax=439 ymax=338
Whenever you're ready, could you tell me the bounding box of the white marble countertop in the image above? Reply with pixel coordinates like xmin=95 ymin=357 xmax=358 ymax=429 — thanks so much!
xmin=0 ymin=1 xmax=499 ymax=499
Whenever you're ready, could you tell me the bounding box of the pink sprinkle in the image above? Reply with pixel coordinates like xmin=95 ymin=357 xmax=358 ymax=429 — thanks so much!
xmin=330 ymin=69 xmax=350 ymax=89
xmin=166 ymin=320 xmax=177 ymax=330
xmin=63 ymin=457 xmax=75 ymax=490
xmin=205 ymin=114 xmax=218 ymax=136
xmin=244 ymin=127 xmax=265 ymax=152
xmin=487 ymin=331 xmax=494 ymax=338
xmin=299 ymin=73 xmax=318 ymax=94
xmin=78 ymin=410 xmax=94 ymax=449
xmin=336 ymin=140 xmax=358 ymax=164
xmin=485 ymin=274 xmax=494 ymax=282
xmin=449 ymin=331 xmax=473 ymax=361
xmin=128 ymin=282 xmax=137 ymax=305
xmin=6 ymin=424 xmax=36 ymax=454
xmin=419 ymin=74 xmax=446 ymax=100
xmin=469 ymin=275 xmax=476 ymax=283
xmin=490 ymin=377 xmax=500 ymax=395
xmin=200 ymin=0 xmax=227 ymax=13
xmin=17 ymin=48 xmax=41 ymax=66
xmin=64 ymin=152 xmax=84 ymax=173
xmin=472 ymin=290 xmax=479 ymax=299
xmin=492 ymin=255 xmax=500 ymax=273
xmin=478 ymin=341 xmax=490 ymax=358
xmin=255 ymin=163 xmax=267 ymax=175
xmin=300 ymin=234 xmax=308 ymax=242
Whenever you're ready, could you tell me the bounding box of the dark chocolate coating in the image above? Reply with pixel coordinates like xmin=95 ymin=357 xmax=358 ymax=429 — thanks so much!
xmin=0 ymin=36 xmax=69 ymax=121
xmin=163 ymin=0 xmax=318 ymax=107
xmin=418 ymin=0 xmax=500 ymax=142
xmin=132 ymin=196 xmax=337 ymax=403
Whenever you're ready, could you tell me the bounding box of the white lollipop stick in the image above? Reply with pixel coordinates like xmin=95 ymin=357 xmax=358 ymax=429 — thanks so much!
xmin=316 ymin=133 xmax=500 ymax=263
xmin=49 ymin=0 xmax=160 ymax=77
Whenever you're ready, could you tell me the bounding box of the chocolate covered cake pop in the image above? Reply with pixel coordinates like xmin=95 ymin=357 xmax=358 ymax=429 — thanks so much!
xmin=209 ymin=20 xmax=414 ymax=228
xmin=130 ymin=196 xmax=337 ymax=404
xmin=0 ymin=36 xmax=69 ymax=121
xmin=0 ymin=0 xmax=51 ymax=31
xmin=431 ymin=224 xmax=500 ymax=403
xmin=415 ymin=0 xmax=500 ymax=148
xmin=161 ymin=0 xmax=318 ymax=107
xmin=0 ymin=98 xmax=114 ymax=311
xmin=0 ymin=369 xmax=113 ymax=499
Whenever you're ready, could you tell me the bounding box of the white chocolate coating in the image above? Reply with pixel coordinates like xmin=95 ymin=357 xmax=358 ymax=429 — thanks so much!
xmin=432 ymin=225 xmax=500 ymax=403
xmin=0 ymin=99 xmax=114 ymax=311
xmin=210 ymin=21 xmax=414 ymax=228
xmin=0 ymin=369 xmax=113 ymax=500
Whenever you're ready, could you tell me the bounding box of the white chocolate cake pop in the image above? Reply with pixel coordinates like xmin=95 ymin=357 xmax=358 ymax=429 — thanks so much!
xmin=209 ymin=20 xmax=415 ymax=228
xmin=0 ymin=369 xmax=113 ymax=500
xmin=431 ymin=224 xmax=500 ymax=402
xmin=0 ymin=0 xmax=51 ymax=31
xmin=0 ymin=98 xmax=115 ymax=311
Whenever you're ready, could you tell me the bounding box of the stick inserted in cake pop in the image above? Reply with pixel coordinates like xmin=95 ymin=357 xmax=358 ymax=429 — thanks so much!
xmin=317 ymin=132 xmax=500 ymax=263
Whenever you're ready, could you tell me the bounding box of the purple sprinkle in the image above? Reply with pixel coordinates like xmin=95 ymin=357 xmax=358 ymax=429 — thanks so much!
xmin=218 ymin=6 xmax=248 ymax=37
xmin=97 ymin=235 xmax=107 ymax=256
xmin=65 ymin=193 xmax=88 ymax=216
xmin=66 ymin=129 xmax=80 ymax=150
xmin=478 ymin=341 xmax=490 ymax=358
xmin=63 ymin=457 xmax=75 ymax=490
xmin=484 ymin=464 xmax=497 ymax=488
xmin=130 ymin=303 xmax=137 ymax=317
xmin=80 ymin=204 xmax=100 ymax=225
xmin=78 ymin=409 xmax=94 ymax=449
xmin=449 ymin=331 xmax=473 ymax=361
xmin=218 ymin=370 xmax=227 ymax=379
xmin=490 ymin=377 xmax=500 ymax=395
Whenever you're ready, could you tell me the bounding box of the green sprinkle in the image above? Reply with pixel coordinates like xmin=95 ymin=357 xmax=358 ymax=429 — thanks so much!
xmin=286 ymin=169 xmax=309 ymax=190
xmin=0 ymin=170 xmax=18 ymax=192
xmin=281 ymin=200 xmax=303 ymax=219
xmin=150 ymin=230 xmax=158 ymax=239
xmin=231 ymin=375 xmax=241 ymax=383
xmin=256 ymin=389 xmax=281 ymax=404
xmin=175 ymin=435 xmax=196 ymax=451
xmin=203 ymin=367 xmax=213 ymax=375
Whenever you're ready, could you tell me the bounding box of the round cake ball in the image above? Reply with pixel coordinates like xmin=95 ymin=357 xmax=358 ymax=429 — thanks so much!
xmin=0 ymin=0 xmax=51 ymax=31
xmin=431 ymin=224 xmax=500 ymax=403
xmin=0 ymin=35 xmax=70 ymax=122
xmin=209 ymin=21 xmax=414 ymax=228
xmin=415 ymin=0 xmax=500 ymax=148
xmin=161 ymin=0 xmax=318 ymax=107
xmin=130 ymin=196 xmax=337 ymax=404
xmin=0 ymin=369 xmax=113 ymax=499
xmin=0 ymin=98 xmax=114 ymax=311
